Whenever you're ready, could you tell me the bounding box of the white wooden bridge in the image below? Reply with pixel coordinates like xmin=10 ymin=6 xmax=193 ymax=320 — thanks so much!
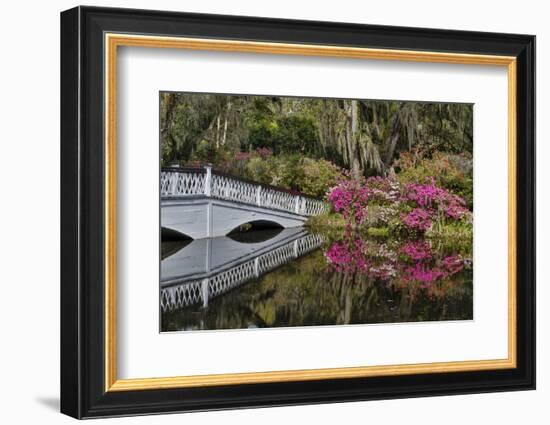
xmin=161 ymin=166 xmax=327 ymax=239
xmin=160 ymin=227 xmax=324 ymax=312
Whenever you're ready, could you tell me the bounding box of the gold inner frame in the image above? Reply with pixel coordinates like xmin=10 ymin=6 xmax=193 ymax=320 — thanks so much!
xmin=104 ymin=33 xmax=517 ymax=392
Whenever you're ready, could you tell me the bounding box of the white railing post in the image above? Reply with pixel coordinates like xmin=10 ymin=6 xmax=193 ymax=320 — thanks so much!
xmin=204 ymin=165 xmax=212 ymax=197
xmin=201 ymin=278 xmax=209 ymax=307
xmin=254 ymin=257 xmax=259 ymax=277
xmin=295 ymin=196 xmax=301 ymax=214
xmin=170 ymin=172 xmax=178 ymax=196
xmin=256 ymin=185 xmax=262 ymax=206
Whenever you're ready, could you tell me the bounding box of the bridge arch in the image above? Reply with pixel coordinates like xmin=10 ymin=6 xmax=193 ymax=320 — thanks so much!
xmin=161 ymin=227 xmax=193 ymax=241
xmin=162 ymin=199 xmax=308 ymax=240
xmin=227 ymin=219 xmax=284 ymax=234
xmin=211 ymin=208 xmax=304 ymax=240
xmin=227 ymin=222 xmax=283 ymax=242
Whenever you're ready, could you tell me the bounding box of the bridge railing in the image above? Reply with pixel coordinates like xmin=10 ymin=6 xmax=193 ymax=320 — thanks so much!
xmin=161 ymin=166 xmax=327 ymax=216
xmin=160 ymin=167 xmax=206 ymax=197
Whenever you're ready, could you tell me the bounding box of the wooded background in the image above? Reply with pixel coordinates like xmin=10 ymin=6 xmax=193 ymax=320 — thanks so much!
xmin=160 ymin=93 xmax=473 ymax=178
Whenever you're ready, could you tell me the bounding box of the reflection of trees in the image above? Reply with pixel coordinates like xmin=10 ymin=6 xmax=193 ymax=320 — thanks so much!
xmin=162 ymin=243 xmax=473 ymax=332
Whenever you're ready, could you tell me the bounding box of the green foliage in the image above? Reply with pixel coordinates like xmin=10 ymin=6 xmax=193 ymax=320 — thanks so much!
xmin=417 ymin=103 xmax=473 ymax=156
xmin=161 ymin=92 xmax=473 ymax=179
xmin=269 ymin=154 xmax=304 ymax=189
xmin=295 ymin=158 xmax=345 ymax=198
xmin=305 ymin=212 xmax=347 ymax=231
xmin=426 ymin=221 xmax=473 ymax=257
xmin=246 ymin=114 xmax=318 ymax=155
xmin=245 ymin=154 xmax=345 ymax=198
xmin=394 ymin=151 xmax=473 ymax=208
xmin=244 ymin=156 xmax=276 ymax=185
xmin=192 ymin=140 xmax=231 ymax=165
xmin=215 ymin=151 xmax=345 ymax=199
xmin=366 ymin=227 xmax=390 ymax=237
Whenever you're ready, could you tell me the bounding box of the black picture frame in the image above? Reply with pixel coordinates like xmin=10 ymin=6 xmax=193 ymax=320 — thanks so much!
xmin=61 ymin=5 xmax=535 ymax=419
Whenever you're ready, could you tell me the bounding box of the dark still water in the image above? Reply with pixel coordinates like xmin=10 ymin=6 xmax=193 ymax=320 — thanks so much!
xmin=160 ymin=228 xmax=473 ymax=332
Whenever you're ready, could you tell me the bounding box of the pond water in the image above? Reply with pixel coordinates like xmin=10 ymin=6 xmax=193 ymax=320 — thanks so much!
xmin=160 ymin=228 xmax=472 ymax=332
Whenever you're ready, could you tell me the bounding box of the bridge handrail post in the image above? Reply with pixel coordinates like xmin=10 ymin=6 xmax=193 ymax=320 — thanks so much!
xmin=256 ymin=185 xmax=262 ymax=206
xmin=294 ymin=195 xmax=301 ymax=214
xmin=204 ymin=165 xmax=212 ymax=197
xmin=170 ymin=172 xmax=178 ymax=196
xmin=201 ymin=278 xmax=209 ymax=307
xmin=254 ymin=257 xmax=259 ymax=277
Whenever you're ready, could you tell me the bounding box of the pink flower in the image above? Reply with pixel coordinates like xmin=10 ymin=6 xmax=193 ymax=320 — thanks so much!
xmin=327 ymin=179 xmax=372 ymax=226
xmin=234 ymin=151 xmax=251 ymax=161
xmin=401 ymin=208 xmax=432 ymax=231
xmin=403 ymin=263 xmax=446 ymax=287
xmin=323 ymin=234 xmax=467 ymax=288
xmin=325 ymin=239 xmax=369 ymax=273
xmin=401 ymin=240 xmax=432 ymax=261
xmin=444 ymin=201 xmax=469 ymax=219
xmin=255 ymin=147 xmax=273 ymax=158
xmin=441 ymin=254 xmax=464 ymax=274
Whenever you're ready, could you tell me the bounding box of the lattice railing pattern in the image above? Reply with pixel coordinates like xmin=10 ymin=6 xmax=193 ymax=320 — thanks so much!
xmin=160 ymin=233 xmax=324 ymax=312
xmin=208 ymin=261 xmax=256 ymax=299
xmin=258 ymin=187 xmax=297 ymax=214
xmin=211 ymin=174 xmax=257 ymax=205
xmin=297 ymin=233 xmax=324 ymax=255
xmin=160 ymin=279 xmax=203 ymax=312
xmin=161 ymin=167 xmax=326 ymax=216
xmin=256 ymin=243 xmax=294 ymax=275
xmin=303 ymin=196 xmax=328 ymax=215
xmin=160 ymin=171 xmax=205 ymax=197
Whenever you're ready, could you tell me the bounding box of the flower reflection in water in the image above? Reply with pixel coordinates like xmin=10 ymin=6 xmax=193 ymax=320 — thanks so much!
xmin=325 ymin=233 xmax=470 ymax=294
xmin=161 ymin=228 xmax=473 ymax=332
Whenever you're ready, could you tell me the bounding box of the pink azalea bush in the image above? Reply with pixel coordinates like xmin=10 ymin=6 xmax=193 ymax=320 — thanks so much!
xmin=327 ymin=178 xmax=371 ymax=226
xmin=402 ymin=178 xmax=469 ymax=220
xmin=401 ymin=208 xmax=433 ymax=231
xmin=327 ymin=175 xmax=471 ymax=234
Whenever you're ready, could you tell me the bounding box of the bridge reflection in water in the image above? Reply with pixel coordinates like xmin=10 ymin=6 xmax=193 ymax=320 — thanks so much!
xmin=160 ymin=227 xmax=473 ymax=332
xmin=161 ymin=227 xmax=324 ymax=312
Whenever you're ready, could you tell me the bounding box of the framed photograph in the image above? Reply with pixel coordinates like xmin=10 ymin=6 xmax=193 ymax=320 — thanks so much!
xmin=60 ymin=6 xmax=535 ymax=419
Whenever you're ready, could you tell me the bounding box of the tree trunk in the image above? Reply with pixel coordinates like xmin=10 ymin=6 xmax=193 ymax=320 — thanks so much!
xmin=350 ymin=100 xmax=361 ymax=177
xmin=344 ymin=100 xmax=361 ymax=178
xmin=221 ymin=100 xmax=231 ymax=146
xmin=384 ymin=114 xmax=401 ymax=166
xmin=215 ymin=115 xmax=221 ymax=148
xmin=160 ymin=93 xmax=177 ymax=136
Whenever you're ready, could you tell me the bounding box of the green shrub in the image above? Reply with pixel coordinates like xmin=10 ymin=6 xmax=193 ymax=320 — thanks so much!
xmin=295 ymin=158 xmax=345 ymax=199
xmin=191 ymin=144 xmax=346 ymax=201
xmin=367 ymin=227 xmax=390 ymax=237
xmin=305 ymin=212 xmax=347 ymax=230
xmin=394 ymin=151 xmax=473 ymax=209
xmin=426 ymin=221 xmax=473 ymax=256
xmin=246 ymin=115 xmax=318 ymax=156
xmin=245 ymin=156 xmax=276 ymax=185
